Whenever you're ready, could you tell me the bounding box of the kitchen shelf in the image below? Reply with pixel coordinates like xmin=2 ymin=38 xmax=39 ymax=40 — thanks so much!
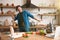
xmin=38 ymin=13 xmax=58 ymax=16
xmin=0 ymin=6 xmax=16 ymax=8
xmin=0 ymin=25 xmax=47 ymax=29
xmin=0 ymin=26 xmax=10 ymax=29
xmin=22 ymin=6 xmax=56 ymax=9
xmin=39 ymin=6 xmax=56 ymax=9
xmin=0 ymin=6 xmax=56 ymax=9
xmin=0 ymin=14 xmax=15 ymax=16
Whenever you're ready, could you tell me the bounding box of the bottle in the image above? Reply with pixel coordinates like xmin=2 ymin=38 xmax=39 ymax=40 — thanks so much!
xmin=0 ymin=32 xmax=1 ymax=40
xmin=4 ymin=19 xmax=9 ymax=26
xmin=6 ymin=3 xmax=9 ymax=6
xmin=0 ymin=3 xmax=3 ymax=6
xmin=46 ymin=23 xmax=52 ymax=33
xmin=10 ymin=26 xmax=14 ymax=36
xmin=11 ymin=3 xmax=14 ymax=6
xmin=1 ymin=11 xmax=4 ymax=14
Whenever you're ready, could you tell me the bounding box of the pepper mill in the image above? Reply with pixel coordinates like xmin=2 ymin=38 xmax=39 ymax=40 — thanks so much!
xmin=0 ymin=32 xmax=1 ymax=40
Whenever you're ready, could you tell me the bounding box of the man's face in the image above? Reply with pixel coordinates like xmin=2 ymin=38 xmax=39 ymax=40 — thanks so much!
xmin=17 ymin=7 xmax=22 ymax=12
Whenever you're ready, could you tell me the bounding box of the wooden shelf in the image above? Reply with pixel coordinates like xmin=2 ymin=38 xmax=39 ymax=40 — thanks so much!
xmin=39 ymin=6 xmax=56 ymax=9
xmin=0 ymin=6 xmax=56 ymax=9
xmin=0 ymin=25 xmax=16 ymax=29
xmin=0 ymin=6 xmax=16 ymax=8
xmin=0 ymin=24 xmax=47 ymax=28
xmin=38 ymin=13 xmax=58 ymax=16
xmin=0 ymin=26 xmax=10 ymax=29
xmin=0 ymin=14 xmax=15 ymax=16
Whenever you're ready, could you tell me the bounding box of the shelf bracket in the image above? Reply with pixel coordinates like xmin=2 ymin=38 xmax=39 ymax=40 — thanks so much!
xmin=41 ymin=15 xmax=42 ymax=19
xmin=55 ymin=15 xmax=56 ymax=19
xmin=1 ymin=7 xmax=3 ymax=11
xmin=38 ymin=8 xmax=40 ymax=11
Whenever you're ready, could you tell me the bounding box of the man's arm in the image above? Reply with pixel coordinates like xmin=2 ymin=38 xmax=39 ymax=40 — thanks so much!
xmin=33 ymin=17 xmax=41 ymax=22
xmin=25 ymin=10 xmax=41 ymax=22
xmin=26 ymin=11 xmax=34 ymax=19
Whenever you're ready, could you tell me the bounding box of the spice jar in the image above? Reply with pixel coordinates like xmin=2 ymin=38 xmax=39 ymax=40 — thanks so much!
xmin=0 ymin=3 xmax=3 ymax=6
xmin=4 ymin=19 xmax=9 ymax=26
xmin=6 ymin=3 xmax=9 ymax=6
xmin=1 ymin=11 xmax=4 ymax=14
xmin=11 ymin=3 xmax=14 ymax=6
xmin=0 ymin=32 xmax=1 ymax=40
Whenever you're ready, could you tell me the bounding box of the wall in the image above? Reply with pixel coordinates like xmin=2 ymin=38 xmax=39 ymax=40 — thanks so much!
xmin=55 ymin=0 xmax=60 ymax=9
xmin=0 ymin=0 xmax=57 ymax=25
xmin=31 ymin=0 xmax=55 ymax=6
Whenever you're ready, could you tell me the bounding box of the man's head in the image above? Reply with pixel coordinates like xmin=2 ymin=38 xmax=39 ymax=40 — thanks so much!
xmin=16 ymin=5 xmax=22 ymax=12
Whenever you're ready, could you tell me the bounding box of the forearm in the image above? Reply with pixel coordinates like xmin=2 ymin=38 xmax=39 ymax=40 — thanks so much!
xmin=34 ymin=17 xmax=37 ymax=20
xmin=34 ymin=17 xmax=41 ymax=22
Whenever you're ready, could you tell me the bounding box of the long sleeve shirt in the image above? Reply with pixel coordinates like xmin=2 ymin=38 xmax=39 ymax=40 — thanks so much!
xmin=14 ymin=10 xmax=34 ymax=28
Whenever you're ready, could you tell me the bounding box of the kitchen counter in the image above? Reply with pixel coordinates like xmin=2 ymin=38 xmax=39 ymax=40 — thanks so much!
xmin=1 ymin=32 xmax=53 ymax=40
xmin=0 ymin=24 xmax=47 ymax=31
xmin=0 ymin=24 xmax=47 ymax=29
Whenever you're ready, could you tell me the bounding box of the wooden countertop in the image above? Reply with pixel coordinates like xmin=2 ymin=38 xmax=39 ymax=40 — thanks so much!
xmin=1 ymin=32 xmax=53 ymax=40
xmin=15 ymin=34 xmax=53 ymax=40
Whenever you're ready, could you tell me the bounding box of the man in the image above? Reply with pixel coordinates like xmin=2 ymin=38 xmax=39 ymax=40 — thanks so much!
xmin=12 ymin=5 xmax=41 ymax=32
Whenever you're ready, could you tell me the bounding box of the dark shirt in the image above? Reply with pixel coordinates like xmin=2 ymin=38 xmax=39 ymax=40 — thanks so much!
xmin=18 ymin=12 xmax=25 ymax=27
xmin=19 ymin=13 xmax=24 ymax=27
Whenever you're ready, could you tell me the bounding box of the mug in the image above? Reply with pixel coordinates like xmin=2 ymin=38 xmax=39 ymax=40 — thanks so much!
xmin=54 ymin=26 xmax=60 ymax=40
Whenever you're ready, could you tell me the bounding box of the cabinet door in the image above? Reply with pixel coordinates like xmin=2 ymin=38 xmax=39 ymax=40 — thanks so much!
xmin=58 ymin=14 xmax=60 ymax=25
xmin=56 ymin=13 xmax=60 ymax=25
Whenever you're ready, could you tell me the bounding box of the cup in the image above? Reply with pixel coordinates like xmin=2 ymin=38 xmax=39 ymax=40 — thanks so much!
xmin=54 ymin=26 xmax=60 ymax=40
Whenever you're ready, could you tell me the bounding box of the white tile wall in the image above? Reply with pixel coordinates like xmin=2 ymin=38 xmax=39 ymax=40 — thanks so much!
xmin=3 ymin=8 xmax=16 ymax=13
xmin=0 ymin=0 xmax=26 ymax=6
xmin=31 ymin=0 xmax=55 ymax=6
